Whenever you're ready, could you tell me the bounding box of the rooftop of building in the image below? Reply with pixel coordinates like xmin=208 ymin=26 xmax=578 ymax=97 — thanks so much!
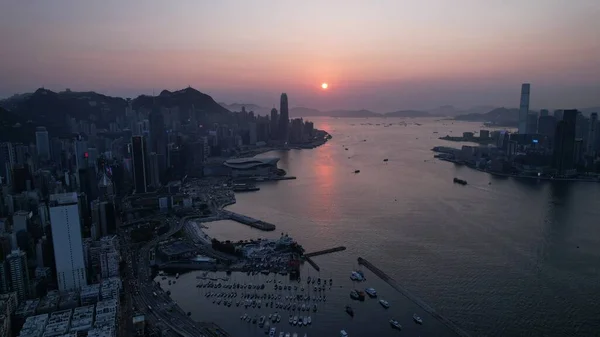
xmin=16 ymin=299 xmax=40 ymax=316
xmin=49 ymin=192 xmax=79 ymax=205
xmin=87 ymin=327 xmax=114 ymax=337
xmin=19 ymin=314 xmax=49 ymax=337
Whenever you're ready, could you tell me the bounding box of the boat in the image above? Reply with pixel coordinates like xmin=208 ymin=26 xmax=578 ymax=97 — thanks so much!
xmin=269 ymin=328 xmax=277 ymax=337
xmin=453 ymin=177 xmax=467 ymax=185
xmin=365 ymin=288 xmax=377 ymax=297
xmin=289 ymin=315 xmax=293 ymax=324
xmin=350 ymin=271 xmax=364 ymax=281
xmin=279 ymin=333 xmax=284 ymax=337
xmin=303 ymin=316 xmax=308 ymax=326
xmin=292 ymin=334 xmax=298 ymax=337
xmin=379 ymin=299 xmax=390 ymax=308
xmin=413 ymin=313 xmax=423 ymax=324
xmin=307 ymin=316 xmax=311 ymax=324
xmin=340 ymin=330 xmax=348 ymax=337
xmin=298 ymin=317 xmax=303 ymax=325
xmin=345 ymin=306 xmax=354 ymax=317
xmin=350 ymin=290 xmax=360 ymax=300
xmin=293 ymin=315 xmax=298 ymax=325
xmin=259 ymin=316 xmax=266 ymax=328
xmin=357 ymin=291 xmax=366 ymax=301
xmin=390 ymin=319 xmax=402 ymax=330
xmin=383 ymin=159 xmax=388 ymax=162
xmin=313 ymin=304 xmax=317 ymax=312
xmin=285 ymin=334 xmax=290 ymax=337
xmin=354 ymin=170 xmax=360 ymax=173
xmin=307 ymin=276 xmax=311 ymax=284
xmin=265 ymin=321 xmax=271 ymax=332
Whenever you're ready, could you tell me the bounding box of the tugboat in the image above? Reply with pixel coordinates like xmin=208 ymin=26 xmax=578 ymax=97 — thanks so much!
xmin=413 ymin=313 xmax=423 ymax=324
xmin=390 ymin=319 xmax=402 ymax=330
xmin=365 ymin=288 xmax=377 ymax=298
xmin=345 ymin=305 xmax=354 ymax=317
xmin=453 ymin=177 xmax=467 ymax=185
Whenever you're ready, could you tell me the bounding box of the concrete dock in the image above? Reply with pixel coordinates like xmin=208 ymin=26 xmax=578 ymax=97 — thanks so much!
xmin=358 ymin=257 xmax=471 ymax=337
xmin=219 ymin=209 xmax=276 ymax=231
xmin=304 ymin=246 xmax=346 ymax=257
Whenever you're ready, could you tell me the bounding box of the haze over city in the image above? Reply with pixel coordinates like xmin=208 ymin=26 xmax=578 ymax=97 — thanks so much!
xmin=1 ymin=0 xmax=599 ymax=111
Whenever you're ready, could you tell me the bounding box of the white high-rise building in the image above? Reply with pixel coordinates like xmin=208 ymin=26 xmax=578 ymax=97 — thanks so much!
xmin=7 ymin=250 xmax=30 ymax=301
xmin=35 ymin=127 xmax=50 ymax=160
xmin=49 ymin=192 xmax=87 ymax=291
xmin=518 ymin=83 xmax=531 ymax=134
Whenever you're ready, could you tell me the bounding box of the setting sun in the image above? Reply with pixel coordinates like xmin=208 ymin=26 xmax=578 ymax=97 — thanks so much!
xmin=321 ymin=83 xmax=328 ymax=89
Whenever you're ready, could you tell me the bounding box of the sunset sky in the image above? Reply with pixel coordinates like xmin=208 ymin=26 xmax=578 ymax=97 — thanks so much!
xmin=1 ymin=1 xmax=599 ymax=111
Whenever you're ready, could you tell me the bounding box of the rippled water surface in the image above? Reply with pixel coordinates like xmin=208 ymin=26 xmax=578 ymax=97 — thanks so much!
xmin=165 ymin=118 xmax=600 ymax=337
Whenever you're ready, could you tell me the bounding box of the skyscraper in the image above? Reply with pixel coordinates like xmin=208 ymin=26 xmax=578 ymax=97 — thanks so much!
xmin=587 ymin=113 xmax=598 ymax=156
xmin=0 ymin=142 xmax=15 ymax=185
xmin=7 ymin=250 xmax=30 ymax=301
xmin=270 ymin=108 xmax=279 ymax=140
xmin=553 ymin=110 xmax=578 ymax=176
xmin=279 ymin=94 xmax=289 ymax=143
xmin=49 ymin=192 xmax=87 ymax=291
xmin=518 ymin=83 xmax=530 ymax=134
xmin=35 ymin=127 xmax=50 ymax=161
xmin=131 ymin=136 xmax=147 ymax=194
xmin=540 ymin=109 xmax=549 ymax=117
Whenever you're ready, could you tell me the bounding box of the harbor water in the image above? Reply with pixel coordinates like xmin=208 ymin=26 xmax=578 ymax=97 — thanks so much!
xmin=163 ymin=118 xmax=600 ymax=337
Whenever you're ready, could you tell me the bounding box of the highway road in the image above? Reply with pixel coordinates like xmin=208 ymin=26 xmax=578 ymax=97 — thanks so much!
xmin=124 ymin=215 xmax=230 ymax=337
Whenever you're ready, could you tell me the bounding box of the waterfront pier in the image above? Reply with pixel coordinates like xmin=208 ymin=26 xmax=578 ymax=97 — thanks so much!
xmin=358 ymin=257 xmax=471 ymax=337
xmin=219 ymin=209 xmax=276 ymax=231
xmin=304 ymin=256 xmax=320 ymax=271
xmin=304 ymin=246 xmax=346 ymax=257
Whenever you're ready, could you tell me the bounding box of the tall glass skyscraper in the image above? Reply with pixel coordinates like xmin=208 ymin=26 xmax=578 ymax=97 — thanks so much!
xmin=131 ymin=135 xmax=148 ymax=194
xmin=35 ymin=126 xmax=50 ymax=160
xmin=279 ymin=93 xmax=289 ymax=143
xmin=518 ymin=83 xmax=530 ymax=134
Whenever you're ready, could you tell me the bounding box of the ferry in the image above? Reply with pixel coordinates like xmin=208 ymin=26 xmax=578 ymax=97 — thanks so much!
xmin=365 ymin=288 xmax=377 ymax=298
xmin=379 ymin=299 xmax=390 ymax=309
xmin=390 ymin=319 xmax=402 ymax=330
xmin=413 ymin=313 xmax=423 ymax=324
xmin=340 ymin=330 xmax=349 ymax=337
xmin=345 ymin=306 xmax=354 ymax=317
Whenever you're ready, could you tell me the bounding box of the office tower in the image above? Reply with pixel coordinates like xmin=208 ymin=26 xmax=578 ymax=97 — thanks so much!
xmin=35 ymin=127 xmax=50 ymax=161
xmin=49 ymin=193 xmax=87 ymax=291
xmin=554 ymin=109 xmax=564 ymax=121
xmin=147 ymin=152 xmax=160 ymax=188
xmin=526 ymin=113 xmax=538 ymax=135
xmin=553 ymin=110 xmax=578 ymax=176
xmin=131 ymin=136 xmax=147 ymax=194
xmin=7 ymin=250 xmax=30 ymax=301
xmin=74 ymin=138 xmax=88 ymax=172
xmin=279 ymin=93 xmax=289 ymax=143
xmin=587 ymin=113 xmax=598 ymax=156
xmin=540 ymin=109 xmax=549 ymax=117
xmin=0 ymin=259 xmax=9 ymax=294
xmin=270 ymin=108 xmax=279 ymax=140
xmin=518 ymin=84 xmax=530 ymax=134
xmin=538 ymin=115 xmax=557 ymax=138
xmin=0 ymin=143 xmax=15 ymax=185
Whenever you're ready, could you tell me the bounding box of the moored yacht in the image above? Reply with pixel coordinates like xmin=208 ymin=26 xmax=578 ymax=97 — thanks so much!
xmin=413 ymin=313 xmax=423 ymax=324
xmin=390 ymin=319 xmax=402 ymax=330
xmin=345 ymin=306 xmax=354 ymax=317
xmin=365 ymin=287 xmax=377 ymax=298
xmin=340 ymin=330 xmax=348 ymax=337
xmin=379 ymin=299 xmax=390 ymax=308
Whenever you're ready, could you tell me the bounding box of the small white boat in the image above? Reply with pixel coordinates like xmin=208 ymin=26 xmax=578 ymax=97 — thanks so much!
xmin=303 ymin=316 xmax=308 ymax=326
xmin=285 ymin=334 xmax=290 ymax=337
xmin=365 ymin=287 xmax=377 ymax=297
xmin=413 ymin=313 xmax=423 ymax=324
xmin=307 ymin=316 xmax=312 ymax=324
xmin=269 ymin=328 xmax=276 ymax=337
xmin=293 ymin=315 xmax=298 ymax=325
xmin=379 ymin=299 xmax=390 ymax=309
xmin=390 ymin=319 xmax=402 ymax=330
xmin=340 ymin=330 xmax=348 ymax=337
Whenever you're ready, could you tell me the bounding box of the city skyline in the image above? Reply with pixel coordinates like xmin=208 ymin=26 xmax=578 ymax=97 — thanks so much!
xmin=1 ymin=1 xmax=599 ymax=111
